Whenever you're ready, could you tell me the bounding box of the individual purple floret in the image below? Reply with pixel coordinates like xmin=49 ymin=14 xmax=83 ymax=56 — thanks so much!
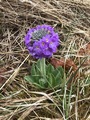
xmin=25 ymin=24 xmax=60 ymax=58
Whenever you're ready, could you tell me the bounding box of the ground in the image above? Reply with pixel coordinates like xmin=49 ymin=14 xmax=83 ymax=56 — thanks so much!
xmin=0 ymin=0 xmax=90 ymax=120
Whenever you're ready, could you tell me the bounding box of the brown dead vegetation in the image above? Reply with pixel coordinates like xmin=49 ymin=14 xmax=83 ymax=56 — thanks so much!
xmin=0 ymin=0 xmax=90 ymax=120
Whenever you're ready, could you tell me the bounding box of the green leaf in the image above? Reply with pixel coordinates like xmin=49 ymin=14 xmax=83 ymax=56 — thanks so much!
xmin=32 ymin=75 xmax=42 ymax=83
xmin=53 ymin=69 xmax=60 ymax=78
xmin=51 ymin=73 xmax=59 ymax=87
xmin=55 ymin=71 xmax=61 ymax=80
xmin=47 ymin=73 xmax=53 ymax=88
xmin=57 ymin=66 xmax=64 ymax=78
xmin=46 ymin=64 xmax=54 ymax=75
xmin=24 ymin=75 xmax=45 ymax=89
xmin=55 ymin=71 xmax=61 ymax=84
xmin=47 ymin=73 xmax=56 ymax=88
xmin=39 ymin=78 xmax=48 ymax=88
xmin=24 ymin=75 xmax=41 ymax=84
xmin=31 ymin=63 xmax=36 ymax=75
xmin=47 ymin=73 xmax=62 ymax=88
xmin=33 ymin=82 xmax=46 ymax=89
xmin=53 ymin=66 xmax=66 ymax=87
xmin=24 ymin=75 xmax=34 ymax=83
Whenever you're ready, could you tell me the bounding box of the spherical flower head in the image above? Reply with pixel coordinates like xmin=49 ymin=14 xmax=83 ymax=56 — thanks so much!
xmin=25 ymin=24 xmax=60 ymax=59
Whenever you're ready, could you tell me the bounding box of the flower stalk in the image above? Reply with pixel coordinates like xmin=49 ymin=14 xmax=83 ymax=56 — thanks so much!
xmin=40 ymin=58 xmax=46 ymax=76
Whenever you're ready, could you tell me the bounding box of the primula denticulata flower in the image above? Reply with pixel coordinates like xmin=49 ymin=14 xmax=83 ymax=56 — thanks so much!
xmin=25 ymin=24 xmax=60 ymax=58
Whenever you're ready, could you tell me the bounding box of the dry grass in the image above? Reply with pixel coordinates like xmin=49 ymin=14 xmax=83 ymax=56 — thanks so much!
xmin=0 ymin=0 xmax=90 ymax=120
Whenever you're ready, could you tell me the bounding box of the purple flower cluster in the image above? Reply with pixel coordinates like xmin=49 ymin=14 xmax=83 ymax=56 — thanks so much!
xmin=25 ymin=25 xmax=59 ymax=58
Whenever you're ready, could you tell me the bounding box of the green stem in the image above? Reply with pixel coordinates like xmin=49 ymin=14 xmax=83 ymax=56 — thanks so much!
xmin=40 ymin=58 xmax=46 ymax=76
